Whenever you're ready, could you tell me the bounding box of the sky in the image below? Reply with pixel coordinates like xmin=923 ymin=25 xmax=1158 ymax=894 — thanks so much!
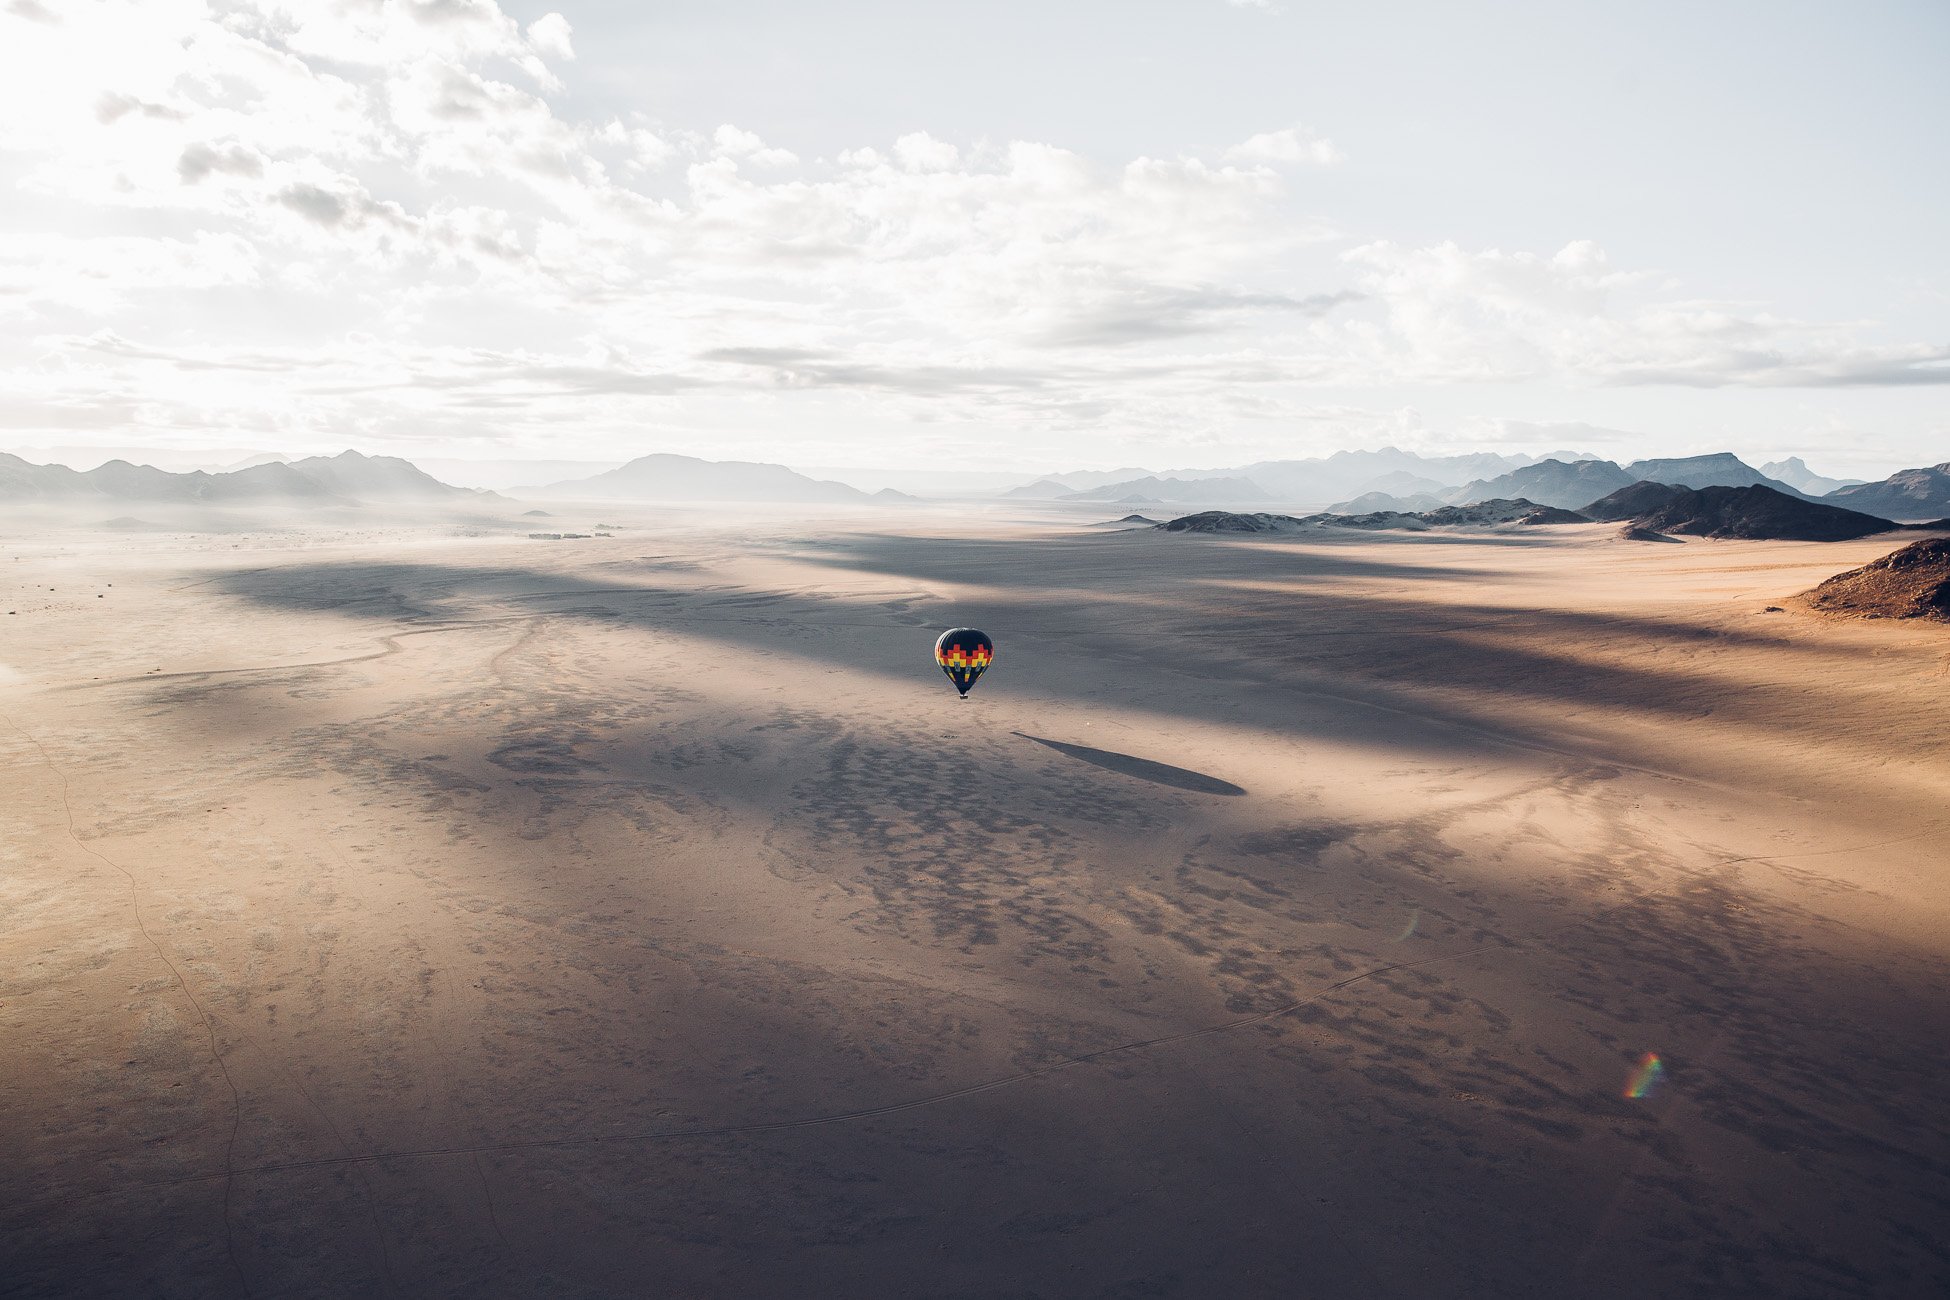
xmin=1 ymin=0 xmax=1945 ymax=478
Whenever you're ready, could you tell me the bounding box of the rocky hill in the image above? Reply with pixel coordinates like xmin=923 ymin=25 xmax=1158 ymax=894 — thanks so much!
xmin=1580 ymin=482 xmax=1895 ymax=541
xmin=1155 ymin=511 xmax=1313 ymax=534
xmin=1157 ymin=499 xmax=1588 ymax=536
xmin=1327 ymin=499 xmax=1589 ymax=531
xmin=1419 ymin=500 xmax=1590 ymax=526
xmin=1802 ymin=538 xmax=1950 ymax=621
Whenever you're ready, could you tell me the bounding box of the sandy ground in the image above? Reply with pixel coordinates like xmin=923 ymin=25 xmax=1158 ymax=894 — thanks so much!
xmin=2 ymin=506 xmax=1947 ymax=1298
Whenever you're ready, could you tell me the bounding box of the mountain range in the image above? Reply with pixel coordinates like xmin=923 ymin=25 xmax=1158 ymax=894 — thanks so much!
xmin=1025 ymin=447 xmax=1600 ymax=504
xmin=1154 ymin=482 xmax=1909 ymax=543
xmin=0 ymin=450 xmax=478 ymax=505
xmin=994 ymin=448 xmax=1950 ymax=521
xmin=999 ymin=447 xmax=1866 ymax=510
xmin=1300 ymin=453 xmax=1949 ymax=521
xmin=4 ymin=444 xmax=1945 ymax=522
xmin=1337 ymin=454 xmax=1810 ymax=511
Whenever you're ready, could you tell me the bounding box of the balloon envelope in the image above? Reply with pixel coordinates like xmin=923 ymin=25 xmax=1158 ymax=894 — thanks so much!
xmin=934 ymin=628 xmax=993 ymax=696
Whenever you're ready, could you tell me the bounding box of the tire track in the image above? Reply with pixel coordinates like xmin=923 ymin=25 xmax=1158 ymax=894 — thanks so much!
xmin=54 ymin=621 xmax=521 ymax=692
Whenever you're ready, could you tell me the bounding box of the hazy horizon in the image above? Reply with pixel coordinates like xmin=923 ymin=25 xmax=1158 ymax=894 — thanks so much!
xmin=0 ymin=439 xmax=1921 ymax=504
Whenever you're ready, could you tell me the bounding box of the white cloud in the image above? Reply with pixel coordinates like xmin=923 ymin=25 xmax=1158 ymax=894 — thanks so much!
xmin=1455 ymin=417 xmax=1636 ymax=448
xmin=711 ymin=124 xmax=798 ymax=167
xmin=1331 ymin=239 xmax=1950 ymax=388
xmin=597 ymin=118 xmax=676 ymax=172
xmin=525 ymin=12 xmax=573 ymax=61
xmin=893 ymin=131 xmax=958 ymax=172
xmin=1225 ymin=126 xmax=1340 ymax=166
xmin=0 ymin=233 xmax=260 ymax=317
xmin=176 ymin=140 xmax=266 ymax=184
xmin=263 ymin=0 xmax=527 ymax=68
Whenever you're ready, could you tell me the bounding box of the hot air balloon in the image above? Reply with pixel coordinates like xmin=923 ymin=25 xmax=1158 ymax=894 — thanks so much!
xmin=934 ymin=628 xmax=993 ymax=698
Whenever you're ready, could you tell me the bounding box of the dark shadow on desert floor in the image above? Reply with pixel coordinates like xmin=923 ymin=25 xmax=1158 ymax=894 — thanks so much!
xmin=1013 ymin=731 xmax=1246 ymax=795
xmin=182 ymin=542 xmax=1950 ymax=794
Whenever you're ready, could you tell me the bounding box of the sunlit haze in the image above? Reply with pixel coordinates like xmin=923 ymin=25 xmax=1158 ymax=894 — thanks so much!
xmin=2 ymin=0 xmax=1945 ymax=478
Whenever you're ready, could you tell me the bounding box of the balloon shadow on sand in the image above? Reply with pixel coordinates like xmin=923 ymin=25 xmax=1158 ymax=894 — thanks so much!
xmin=1012 ymin=732 xmax=1245 ymax=796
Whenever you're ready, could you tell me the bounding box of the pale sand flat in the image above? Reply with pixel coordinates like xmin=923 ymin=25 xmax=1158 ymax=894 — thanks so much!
xmin=2 ymin=507 xmax=1946 ymax=1297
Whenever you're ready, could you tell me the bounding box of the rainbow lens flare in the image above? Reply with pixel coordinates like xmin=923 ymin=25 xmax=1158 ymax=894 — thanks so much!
xmin=1623 ymin=1052 xmax=1666 ymax=1099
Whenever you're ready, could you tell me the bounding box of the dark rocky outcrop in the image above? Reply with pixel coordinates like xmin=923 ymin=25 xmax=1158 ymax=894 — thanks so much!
xmin=1158 ymin=499 xmax=1587 ymax=536
xmin=1417 ymin=500 xmax=1590 ymax=527
xmin=1802 ymin=538 xmax=1950 ymax=620
xmin=1618 ymin=524 xmax=1682 ymax=543
xmin=1156 ymin=511 xmax=1313 ymax=534
xmin=1324 ymin=499 xmax=1588 ymax=531
xmin=1580 ymin=482 xmax=1895 ymax=541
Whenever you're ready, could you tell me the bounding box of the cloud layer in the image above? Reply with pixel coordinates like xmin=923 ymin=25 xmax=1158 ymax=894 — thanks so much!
xmin=0 ymin=0 xmax=1942 ymax=464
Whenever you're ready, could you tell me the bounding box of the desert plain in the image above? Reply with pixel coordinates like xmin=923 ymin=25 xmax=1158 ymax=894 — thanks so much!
xmin=2 ymin=505 xmax=1947 ymax=1298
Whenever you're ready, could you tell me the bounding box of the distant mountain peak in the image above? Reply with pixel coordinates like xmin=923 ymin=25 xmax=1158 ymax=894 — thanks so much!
xmin=1825 ymin=463 xmax=1950 ymax=521
xmin=1061 ymin=474 xmax=1270 ymax=503
xmin=532 ymin=452 xmax=870 ymax=504
xmin=1759 ymin=456 xmax=1863 ymax=496
xmin=1000 ymin=478 xmax=1075 ymax=499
